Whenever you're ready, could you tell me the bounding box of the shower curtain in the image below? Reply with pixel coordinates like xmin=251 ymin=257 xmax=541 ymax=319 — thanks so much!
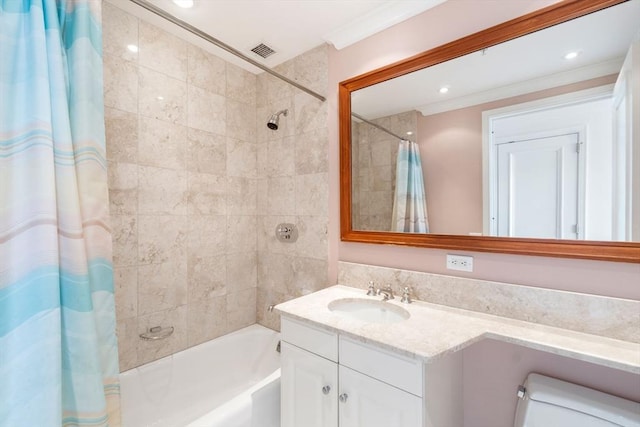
xmin=0 ymin=0 xmax=121 ymax=425
xmin=391 ymin=139 xmax=429 ymax=233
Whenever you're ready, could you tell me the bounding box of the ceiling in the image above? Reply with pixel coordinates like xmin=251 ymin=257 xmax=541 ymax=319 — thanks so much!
xmin=107 ymin=0 xmax=446 ymax=73
xmin=352 ymin=0 xmax=640 ymax=119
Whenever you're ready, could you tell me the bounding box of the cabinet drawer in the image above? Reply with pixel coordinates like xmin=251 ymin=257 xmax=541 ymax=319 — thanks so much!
xmin=281 ymin=317 xmax=338 ymax=362
xmin=339 ymin=336 xmax=423 ymax=397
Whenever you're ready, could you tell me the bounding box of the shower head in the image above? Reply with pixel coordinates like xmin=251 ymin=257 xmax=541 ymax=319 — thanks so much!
xmin=267 ymin=109 xmax=288 ymax=130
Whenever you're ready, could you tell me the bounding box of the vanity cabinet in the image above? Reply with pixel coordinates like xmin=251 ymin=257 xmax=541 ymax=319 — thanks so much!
xmin=281 ymin=341 xmax=338 ymax=427
xmin=281 ymin=317 xmax=462 ymax=427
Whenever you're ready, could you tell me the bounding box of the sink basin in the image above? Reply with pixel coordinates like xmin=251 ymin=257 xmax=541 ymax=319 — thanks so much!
xmin=328 ymin=298 xmax=410 ymax=324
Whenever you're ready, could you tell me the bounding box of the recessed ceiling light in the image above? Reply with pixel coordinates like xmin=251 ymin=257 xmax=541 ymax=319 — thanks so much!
xmin=173 ymin=0 xmax=193 ymax=8
xmin=564 ymin=51 xmax=580 ymax=60
xmin=406 ymin=131 xmax=413 ymax=136
xmin=439 ymin=86 xmax=449 ymax=94
xmin=156 ymin=96 xmax=164 ymax=101
xmin=127 ymin=44 xmax=138 ymax=53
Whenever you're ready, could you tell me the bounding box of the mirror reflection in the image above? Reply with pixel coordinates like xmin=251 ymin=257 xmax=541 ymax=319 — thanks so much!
xmin=350 ymin=1 xmax=640 ymax=242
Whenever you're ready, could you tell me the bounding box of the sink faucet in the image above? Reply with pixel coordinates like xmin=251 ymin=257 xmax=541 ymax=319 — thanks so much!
xmin=377 ymin=284 xmax=394 ymax=301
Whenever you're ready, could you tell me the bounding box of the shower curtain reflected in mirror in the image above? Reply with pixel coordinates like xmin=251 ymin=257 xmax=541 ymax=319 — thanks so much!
xmin=391 ymin=140 xmax=429 ymax=233
xmin=0 ymin=0 xmax=120 ymax=425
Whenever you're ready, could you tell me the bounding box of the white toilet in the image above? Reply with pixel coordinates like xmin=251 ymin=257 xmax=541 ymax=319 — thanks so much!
xmin=514 ymin=373 xmax=640 ymax=427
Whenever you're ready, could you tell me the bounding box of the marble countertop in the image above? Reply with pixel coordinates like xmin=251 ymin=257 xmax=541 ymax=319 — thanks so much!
xmin=275 ymin=285 xmax=640 ymax=374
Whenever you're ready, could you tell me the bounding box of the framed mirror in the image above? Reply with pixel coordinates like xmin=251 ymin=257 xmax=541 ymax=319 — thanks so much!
xmin=339 ymin=0 xmax=640 ymax=263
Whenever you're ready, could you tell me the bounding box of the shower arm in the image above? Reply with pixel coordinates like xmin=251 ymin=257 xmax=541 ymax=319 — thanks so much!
xmin=128 ymin=0 xmax=326 ymax=102
xmin=351 ymin=112 xmax=412 ymax=143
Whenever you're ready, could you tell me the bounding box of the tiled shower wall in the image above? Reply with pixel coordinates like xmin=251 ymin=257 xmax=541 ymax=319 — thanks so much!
xmin=103 ymin=2 xmax=259 ymax=371
xmin=103 ymin=2 xmax=329 ymax=371
xmin=352 ymin=111 xmax=418 ymax=231
xmin=255 ymin=46 xmax=330 ymax=330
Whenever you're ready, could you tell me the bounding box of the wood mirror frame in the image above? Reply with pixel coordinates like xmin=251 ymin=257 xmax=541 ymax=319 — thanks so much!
xmin=339 ymin=0 xmax=640 ymax=263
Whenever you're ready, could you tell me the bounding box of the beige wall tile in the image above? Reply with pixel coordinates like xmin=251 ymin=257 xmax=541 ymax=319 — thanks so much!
xmin=139 ymin=66 xmax=187 ymax=125
xmin=188 ymin=45 xmax=226 ymax=95
xmin=227 ymin=177 xmax=257 ymax=215
xmin=116 ymin=317 xmax=138 ymax=371
xmin=226 ymin=252 xmax=258 ymax=291
xmin=295 ymin=173 xmax=328 ymax=216
xmin=105 ymin=107 xmax=138 ymax=163
xmin=226 ymin=100 xmax=256 ymax=142
xmin=295 ymin=128 xmax=328 ymax=175
xmin=139 ymin=21 xmax=187 ymax=81
xmin=226 ymin=63 xmax=256 ymax=106
xmin=111 ymin=214 xmax=137 ymax=267
xmin=103 ymin=55 xmax=138 ymax=113
xmin=294 ymin=44 xmax=328 ymax=96
xmin=108 ymin=161 xmax=138 ymax=216
xmin=293 ymin=257 xmax=328 ymax=296
xmin=187 ymin=85 xmax=226 ymax=134
xmin=267 ymin=136 xmax=295 ymax=177
xmin=137 ymin=305 xmax=188 ymax=364
xmin=227 ymin=304 xmax=256 ymax=332
xmin=114 ymin=266 xmax=138 ymax=321
xmin=227 ymin=288 xmax=257 ymax=313
xmin=102 ymin=2 xmax=138 ymax=62
xmin=256 ymin=288 xmax=285 ymax=331
xmin=294 ymin=94 xmax=326 ymax=134
xmin=256 ymin=178 xmax=269 ymax=214
xmin=187 ymin=172 xmax=227 ymax=216
xmin=187 ymin=296 xmax=227 ymax=346
xmin=187 ymin=253 xmax=226 ymax=301
xmin=258 ymin=251 xmax=294 ymax=292
xmin=137 ymin=262 xmax=187 ymax=315
xmin=267 ymin=61 xmax=295 ymax=104
xmin=187 ymin=128 xmax=226 ymax=174
xmin=295 ymin=216 xmax=328 ymax=260
xmin=137 ymin=215 xmax=187 ymax=265
xmin=138 ymin=116 xmax=186 ymax=170
xmin=267 ymin=176 xmax=295 ymax=215
xmin=226 ymin=216 xmax=257 ymax=253
xmin=257 ymin=216 xmax=296 ymax=256
xmin=138 ymin=166 xmax=187 ymax=215
xmin=227 ymin=138 xmax=257 ymax=178
xmin=105 ymin=2 xmax=331 ymax=364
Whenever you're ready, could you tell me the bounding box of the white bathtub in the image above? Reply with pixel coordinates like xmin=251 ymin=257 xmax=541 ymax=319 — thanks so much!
xmin=120 ymin=324 xmax=281 ymax=427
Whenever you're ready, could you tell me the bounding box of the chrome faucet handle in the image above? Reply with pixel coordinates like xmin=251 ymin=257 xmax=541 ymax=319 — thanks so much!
xmin=366 ymin=281 xmax=377 ymax=296
xmin=401 ymin=286 xmax=412 ymax=304
xmin=377 ymin=284 xmax=394 ymax=300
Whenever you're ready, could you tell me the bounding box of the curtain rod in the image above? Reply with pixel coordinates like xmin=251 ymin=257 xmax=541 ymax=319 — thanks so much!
xmin=128 ymin=0 xmax=326 ymax=102
xmin=351 ymin=112 xmax=413 ymax=143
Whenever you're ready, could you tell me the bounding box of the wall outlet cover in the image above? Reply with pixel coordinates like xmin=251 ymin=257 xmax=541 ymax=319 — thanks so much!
xmin=446 ymin=254 xmax=473 ymax=272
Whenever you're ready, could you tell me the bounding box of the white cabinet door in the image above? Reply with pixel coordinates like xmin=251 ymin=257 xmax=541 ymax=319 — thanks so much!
xmin=281 ymin=341 xmax=338 ymax=427
xmin=339 ymin=365 xmax=422 ymax=427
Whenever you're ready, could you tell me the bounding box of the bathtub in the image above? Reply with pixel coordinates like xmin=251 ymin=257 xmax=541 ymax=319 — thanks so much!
xmin=120 ymin=324 xmax=281 ymax=427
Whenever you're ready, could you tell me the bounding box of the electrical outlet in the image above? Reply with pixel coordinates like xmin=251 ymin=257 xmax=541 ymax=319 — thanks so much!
xmin=446 ymin=254 xmax=473 ymax=272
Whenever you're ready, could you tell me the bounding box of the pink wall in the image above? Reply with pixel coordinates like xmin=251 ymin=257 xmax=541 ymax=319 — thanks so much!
xmin=463 ymin=339 xmax=640 ymax=427
xmin=420 ymin=74 xmax=618 ymax=236
xmin=327 ymin=1 xmax=639 ymax=425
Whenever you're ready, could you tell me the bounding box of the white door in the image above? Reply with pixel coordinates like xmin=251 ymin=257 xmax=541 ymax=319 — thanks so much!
xmin=339 ymin=365 xmax=422 ymax=427
xmin=497 ymin=133 xmax=580 ymax=239
xmin=281 ymin=342 xmax=338 ymax=427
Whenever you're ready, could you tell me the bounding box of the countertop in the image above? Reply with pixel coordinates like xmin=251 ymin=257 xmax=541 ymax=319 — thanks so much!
xmin=275 ymin=285 xmax=640 ymax=374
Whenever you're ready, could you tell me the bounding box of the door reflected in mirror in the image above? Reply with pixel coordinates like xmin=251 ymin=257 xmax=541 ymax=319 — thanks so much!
xmin=349 ymin=0 xmax=640 ymax=242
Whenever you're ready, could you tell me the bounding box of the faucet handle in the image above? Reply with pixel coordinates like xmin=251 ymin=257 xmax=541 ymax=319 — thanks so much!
xmin=401 ymin=286 xmax=412 ymax=304
xmin=366 ymin=281 xmax=376 ymax=296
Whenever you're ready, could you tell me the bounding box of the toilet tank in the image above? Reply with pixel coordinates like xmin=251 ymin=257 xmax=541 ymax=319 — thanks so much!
xmin=514 ymin=373 xmax=640 ymax=427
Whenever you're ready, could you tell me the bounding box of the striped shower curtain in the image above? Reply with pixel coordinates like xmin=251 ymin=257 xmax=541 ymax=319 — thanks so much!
xmin=391 ymin=139 xmax=429 ymax=233
xmin=1 ymin=0 xmax=121 ymax=425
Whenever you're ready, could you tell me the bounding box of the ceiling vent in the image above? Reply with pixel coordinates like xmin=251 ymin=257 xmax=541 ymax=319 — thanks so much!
xmin=250 ymin=43 xmax=276 ymax=59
